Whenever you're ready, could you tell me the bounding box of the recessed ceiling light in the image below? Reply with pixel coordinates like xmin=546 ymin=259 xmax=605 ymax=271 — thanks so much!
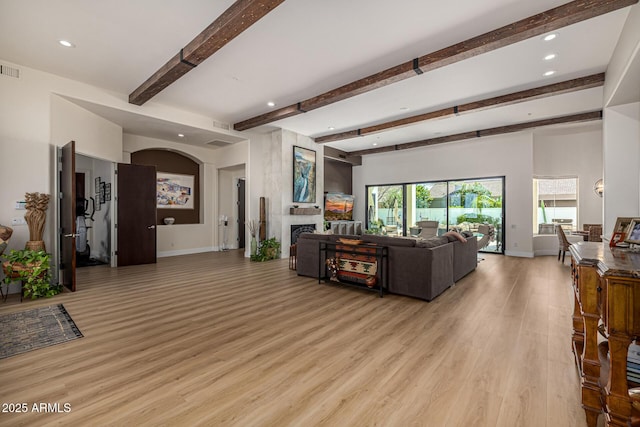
xmin=399 ymin=107 xmax=409 ymax=111
xmin=328 ymin=126 xmax=335 ymax=130
xmin=178 ymin=133 xmax=184 ymax=138
xmin=544 ymin=53 xmax=556 ymax=61
xmin=543 ymin=70 xmax=556 ymax=77
xmin=372 ymin=142 xmax=378 ymax=146
xmin=58 ymin=40 xmax=75 ymax=48
xmin=267 ymin=101 xmax=275 ymax=107
xmin=543 ymin=34 xmax=557 ymax=41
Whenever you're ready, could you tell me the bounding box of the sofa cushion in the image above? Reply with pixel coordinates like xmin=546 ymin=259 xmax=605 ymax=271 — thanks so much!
xmin=415 ymin=236 xmax=449 ymax=248
xmin=362 ymin=235 xmax=416 ymax=247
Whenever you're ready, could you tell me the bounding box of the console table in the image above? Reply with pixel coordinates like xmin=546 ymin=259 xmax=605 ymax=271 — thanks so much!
xmin=569 ymin=242 xmax=640 ymax=426
xmin=319 ymin=241 xmax=388 ymax=297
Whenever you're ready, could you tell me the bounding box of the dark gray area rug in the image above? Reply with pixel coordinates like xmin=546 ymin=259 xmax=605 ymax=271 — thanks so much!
xmin=0 ymin=304 xmax=83 ymax=359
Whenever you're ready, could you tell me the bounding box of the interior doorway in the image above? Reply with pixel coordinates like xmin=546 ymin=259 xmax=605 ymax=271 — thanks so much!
xmin=218 ymin=164 xmax=246 ymax=251
xmin=238 ymin=178 xmax=246 ymax=250
xmin=75 ymin=153 xmax=114 ymax=267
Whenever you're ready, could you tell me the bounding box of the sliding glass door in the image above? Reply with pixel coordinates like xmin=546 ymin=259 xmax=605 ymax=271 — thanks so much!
xmin=366 ymin=177 xmax=504 ymax=253
xmin=447 ymin=178 xmax=503 ymax=252
xmin=366 ymin=185 xmax=404 ymax=236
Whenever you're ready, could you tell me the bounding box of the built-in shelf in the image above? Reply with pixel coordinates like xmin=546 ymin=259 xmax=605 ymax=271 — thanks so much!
xmin=290 ymin=207 xmax=321 ymax=215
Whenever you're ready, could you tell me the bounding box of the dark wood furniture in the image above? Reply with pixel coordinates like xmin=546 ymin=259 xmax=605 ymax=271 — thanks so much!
xmin=570 ymin=242 xmax=640 ymax=426
xmin=319 ymin=241 xmax=388 ymax=297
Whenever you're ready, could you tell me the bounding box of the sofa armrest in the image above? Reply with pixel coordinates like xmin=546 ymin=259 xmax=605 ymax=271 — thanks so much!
xmin=387 ymin=243 xmax=454 ymax=301
xmin=452 ymin=236 xmax=477 ymax=282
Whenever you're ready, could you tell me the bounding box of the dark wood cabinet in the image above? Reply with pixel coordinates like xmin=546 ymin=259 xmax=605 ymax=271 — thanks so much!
xmin=570 ymin=242 xmax=640 ymax=426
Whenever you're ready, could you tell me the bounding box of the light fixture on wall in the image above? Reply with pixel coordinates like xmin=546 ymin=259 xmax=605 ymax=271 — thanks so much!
xmin=594 ymin=178 xmax=604 ymax=197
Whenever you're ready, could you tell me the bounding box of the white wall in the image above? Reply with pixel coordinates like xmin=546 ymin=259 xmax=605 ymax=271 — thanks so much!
xmin=51 ymin=95 xmax=123 ymax=162
xmin=263 ymin=129 xmax=324 ymax=258
xmin=533 ymin=126 xmax=603 ymax=227
xmin=353 ymin=133 xmax=535 ymax=257
xmin=604 ymin=4 xmax=640 ymax=107
xmin=1 ymin=59 xmax=246 ymax=261
xmin=123 ymin=134 xmax=248 ymax=256
xmin=603 ymin=103 xmax=640 ymax=236
xmin=246 ymin=132 xmax=268 ymax=257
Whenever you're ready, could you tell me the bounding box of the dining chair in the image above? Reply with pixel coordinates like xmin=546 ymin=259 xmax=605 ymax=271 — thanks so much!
xmin=583 ymin=223 xmax=603 ymax=242
xmin=557 ymin=225 xmax=571 ymax=263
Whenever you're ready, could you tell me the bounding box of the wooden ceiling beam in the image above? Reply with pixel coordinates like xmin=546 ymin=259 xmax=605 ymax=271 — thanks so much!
xmin=315 ymin=73 xmax=605 ymax=143
xmin=233 ymin=0 xmax=636 ymax=131
xmin=129 ymin=0 xmax=286 ymax=106
xmin=348 ymin=110 xmax=602 ymax=156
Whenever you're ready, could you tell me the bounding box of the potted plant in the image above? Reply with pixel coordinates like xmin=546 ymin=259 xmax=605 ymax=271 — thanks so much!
xmin=250 ymin=237 xmax=281 ymax=262
xmin=1 ymin=249 xmax=60 ymax=299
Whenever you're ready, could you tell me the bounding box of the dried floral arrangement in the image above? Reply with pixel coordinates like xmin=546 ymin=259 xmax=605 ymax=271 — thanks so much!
xmin=24 ymin=192 xmax=50 ymax=242
xmin=246 ymin=219 xmax=258 ymax=238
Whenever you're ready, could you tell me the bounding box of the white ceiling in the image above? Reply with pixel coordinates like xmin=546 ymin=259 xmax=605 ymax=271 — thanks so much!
xmin=0 ymin=0 xmax=634 ymax=153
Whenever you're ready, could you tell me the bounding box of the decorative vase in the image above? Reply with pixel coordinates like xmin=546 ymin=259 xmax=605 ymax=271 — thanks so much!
xmin=24 ymin=192 xmax=50 ymax=250
xmin=25 ymin=240 xmax=45 ymax=251
xmin=250 ymin=237 xmax=257 ymax=256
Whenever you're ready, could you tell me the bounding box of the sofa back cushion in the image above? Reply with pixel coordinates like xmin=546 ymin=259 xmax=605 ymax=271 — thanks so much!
xmin=415 ymin=236 xmax=449 ymax=248
xmin=362 ymin=235 xmax=416 ymax=247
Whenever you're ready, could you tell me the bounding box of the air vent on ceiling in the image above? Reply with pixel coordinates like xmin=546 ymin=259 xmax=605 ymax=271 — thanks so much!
xmin=0 ymin=64 xmax=20 ymax=78
xmin=206 ymin=140 xmax=233 ymax=147
xmin=212 ymin=120 xmax=230 ymax=130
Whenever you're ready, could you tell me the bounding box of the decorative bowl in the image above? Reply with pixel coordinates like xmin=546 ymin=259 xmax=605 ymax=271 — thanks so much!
xmin=163 ymin=217 xmax=175 ymax=225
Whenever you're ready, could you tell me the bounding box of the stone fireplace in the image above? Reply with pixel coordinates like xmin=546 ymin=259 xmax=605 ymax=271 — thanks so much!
xmin=291 ymin=224 xmax=316 ymax=245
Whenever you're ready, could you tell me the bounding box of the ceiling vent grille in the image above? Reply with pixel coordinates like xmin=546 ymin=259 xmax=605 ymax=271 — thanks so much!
xmin=0 ymin=64 xmax=20 ymax=78
xmin=206 ymin=140 xmax=233 ymax=147
xmin=212 ymin=120 xmax=230 ymax=130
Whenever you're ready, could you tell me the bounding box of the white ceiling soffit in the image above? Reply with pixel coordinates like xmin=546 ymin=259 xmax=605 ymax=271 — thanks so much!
xmin=64 ymin=97 xmax=246 ymax=148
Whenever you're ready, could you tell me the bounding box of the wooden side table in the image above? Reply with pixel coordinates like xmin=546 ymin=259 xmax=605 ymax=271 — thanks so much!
xmin=289 ymin=244 xmax=297 ymax=270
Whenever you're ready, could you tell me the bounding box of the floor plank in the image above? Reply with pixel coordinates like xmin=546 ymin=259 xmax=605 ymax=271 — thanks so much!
xmin=0 ymin=251 xmax=586 ymax=426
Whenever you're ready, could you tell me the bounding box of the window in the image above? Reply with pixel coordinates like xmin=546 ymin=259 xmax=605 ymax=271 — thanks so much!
xmin=533 ymin=177 xmax=578 ymax=233
xmin=366 ymin=177 xmax=504 ymax=253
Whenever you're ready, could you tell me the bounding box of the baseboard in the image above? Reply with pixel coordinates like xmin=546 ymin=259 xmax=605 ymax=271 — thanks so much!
xmin=505 ymin=250 xmax=534 ymax=258
xmin=157 ymin=246 xmax=216 ymax=258
xmin=534 ymin=249 xmax=559 ymax=257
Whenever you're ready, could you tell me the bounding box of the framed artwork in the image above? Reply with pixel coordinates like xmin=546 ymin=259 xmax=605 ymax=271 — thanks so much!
xmin=625 ymin=219 xmax=640 ymax=245
xmin=157 ymin=172 xmax=194 ymax=209
xmin=293 ymin=146 xmax=316 ymax=203
xmin=324 ymin=193 xmax=354 ymax=220
xmin=613 ymin=217 xmax=634 ymax=234
xmin=105 ymin=183 xmax=111 ymax=202
xmin=99 ymin=181 xmax=106 ymax=204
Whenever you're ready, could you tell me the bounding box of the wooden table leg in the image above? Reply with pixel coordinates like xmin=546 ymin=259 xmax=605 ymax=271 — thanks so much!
xmin=606 ymin=335 xmax=633 ymax=426
xmin=579 ymin=266 xmax=603 ymax=426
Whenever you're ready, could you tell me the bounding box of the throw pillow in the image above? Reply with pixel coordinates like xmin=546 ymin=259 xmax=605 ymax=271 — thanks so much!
xmin=0 ymin=225 xmax=12 ymax=256
xmin=0 ymin=225 xmax=12 ymax=241
xmin=444 ymin=231 xmax=467 ymax=243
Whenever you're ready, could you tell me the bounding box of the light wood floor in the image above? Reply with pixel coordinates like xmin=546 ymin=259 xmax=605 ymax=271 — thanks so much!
xmin=0 ymin=251 xmax=586 ymax=426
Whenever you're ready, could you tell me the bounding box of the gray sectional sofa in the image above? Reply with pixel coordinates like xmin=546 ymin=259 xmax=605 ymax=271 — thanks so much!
xmin=296 ymin=232 xmax=477 ymax=301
